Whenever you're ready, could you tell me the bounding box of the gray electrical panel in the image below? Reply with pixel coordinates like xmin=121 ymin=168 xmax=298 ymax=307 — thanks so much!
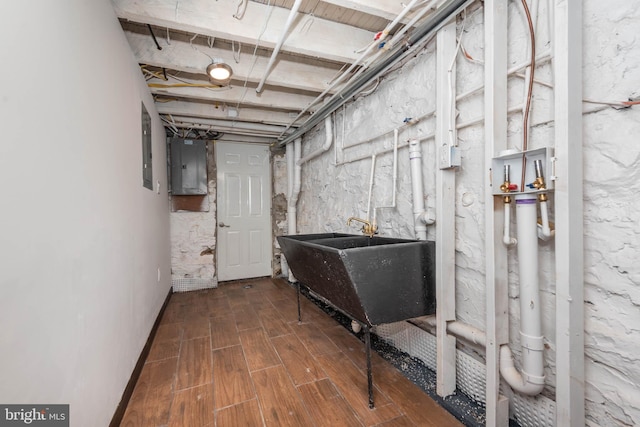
xmin=170 ymin=138 xmax=208 ymax=195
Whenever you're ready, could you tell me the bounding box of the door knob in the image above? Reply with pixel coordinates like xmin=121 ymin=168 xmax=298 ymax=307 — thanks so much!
xmin=219 ymin=222 xmax=230 ymax=228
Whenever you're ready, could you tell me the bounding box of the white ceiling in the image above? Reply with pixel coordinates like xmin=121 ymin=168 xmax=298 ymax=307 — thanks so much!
xmin=113 ymin=0 xmax=442 ymax=143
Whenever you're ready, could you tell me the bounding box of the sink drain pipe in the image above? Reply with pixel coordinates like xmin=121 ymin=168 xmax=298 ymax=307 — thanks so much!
xmin=421 ymin=193 xmax=545 ymax=396
xmin=409 ymin=139 xmax=435 ymax=240
xmin=500 ymin=194 xmax=545 ymax=395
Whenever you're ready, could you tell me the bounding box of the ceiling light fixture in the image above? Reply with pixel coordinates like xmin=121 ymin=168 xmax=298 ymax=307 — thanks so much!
xmin=206 ymin=60 xmax=233 ymax=86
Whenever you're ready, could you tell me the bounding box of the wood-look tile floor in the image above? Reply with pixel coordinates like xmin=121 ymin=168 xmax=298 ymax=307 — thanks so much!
xmin=121 ymin=278 xmax=462 ymax=427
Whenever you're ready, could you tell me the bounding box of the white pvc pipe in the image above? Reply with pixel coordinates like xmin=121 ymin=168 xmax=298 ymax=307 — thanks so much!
xmin=279 ymin=0 xmax=421 ymax=136
xmin=424 ymin=316 xmax=488 ymax=347
xmin=409 ymin=139 xmax=433 ymax=240
xmin=503 ymin=202 xmax=517 ymax=246
xmin=346 ymin=0 xmax=439 ymax=83
xmin=501 ymin=194 xmax=545 ymax=395
xmin=366 ymin=154 xmax=376 ymax=222
xmin=390 ymin=129 xmax=399 ymax=207
xmin=256 ymin=0 xmax=303 ymax=93
xmin=289 ymin=138 xmax=302 ymax=231
xmin=539 ymin=199 xmax=553 ymax=239
xmin=286 ymin=138 xmax=302 ymax=282
xmin=373 ymin=129 xmax=399 ymax=227
xmin=298 ymin=114 xmax=333 ymax=165
xmin=282 ymin=141 xmax=295 ymax=278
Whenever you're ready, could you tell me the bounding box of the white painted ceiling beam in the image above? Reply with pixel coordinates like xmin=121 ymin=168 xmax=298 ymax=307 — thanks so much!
xmin=124 ymin=31 xmax=343 ymax=94
xmin=113 ymin=0 xmax=375 ymax=63
xmin=169 ymin=116 xmax=288 ymax=133
xmin=164 ymin=117 xmax=287 ymax=138
xmin=156 ymin=101 xmax=296 ymax=126
xmin=149 ymin=78 xmax=316 ymax=111
xmin=322 ymin=0 xmax=417 ymax=22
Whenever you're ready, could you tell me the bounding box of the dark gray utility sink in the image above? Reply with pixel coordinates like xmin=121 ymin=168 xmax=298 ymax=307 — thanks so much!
xmin=278 ymin=233 xmax=436 ymax=327
xmin=278 ymin=232 xmax=436 ymax=408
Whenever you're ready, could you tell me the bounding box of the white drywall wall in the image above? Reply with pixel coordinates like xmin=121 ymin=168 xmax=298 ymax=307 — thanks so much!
xmin=0 ymin=1 xmax=171 ymax=425
xmin=292 ymin=1 xmax=640 ymax=425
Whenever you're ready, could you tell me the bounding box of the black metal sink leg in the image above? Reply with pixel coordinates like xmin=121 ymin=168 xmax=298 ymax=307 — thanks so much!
xmin=297 ymin=282 xmax=302 ymax=323
xmin=364 ymin=324 xmax=374 ymax=409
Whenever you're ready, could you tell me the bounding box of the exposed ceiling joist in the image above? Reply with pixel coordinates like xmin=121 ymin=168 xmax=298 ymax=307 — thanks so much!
xmin=113 ymin=0 xmax=375 ymax=63
xmin=322 ymin=0 xmax=419 ymax=22
xmin=123 ymin=29 xmax=344 ymax=94
xmin=149 ymin=77 xmax=317 ymax=111
xmin=155 ymin=101 xmax=297 ymax=126
xmin=115 ymin=0 xmax=429 ymax=140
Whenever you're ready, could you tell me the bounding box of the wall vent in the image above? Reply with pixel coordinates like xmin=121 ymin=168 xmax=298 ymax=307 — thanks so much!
xmin=171 ymin=277 xmax=217 ymax=292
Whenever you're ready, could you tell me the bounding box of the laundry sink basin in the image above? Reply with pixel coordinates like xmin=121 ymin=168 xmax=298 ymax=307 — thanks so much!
xmin=278 ymin=233 xmax=436 ymax=326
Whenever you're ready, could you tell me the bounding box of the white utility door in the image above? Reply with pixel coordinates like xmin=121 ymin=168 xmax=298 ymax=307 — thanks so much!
xmin=216 ymin=142 xmax=272 ymax=281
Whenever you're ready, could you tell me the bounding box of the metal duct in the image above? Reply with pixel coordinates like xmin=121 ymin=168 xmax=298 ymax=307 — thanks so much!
xmin=277 ymin=0 xmax=473 ymax=147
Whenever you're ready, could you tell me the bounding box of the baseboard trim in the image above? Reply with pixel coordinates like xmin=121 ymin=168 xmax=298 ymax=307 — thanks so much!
xmin=109 ymin=288 xmax=173 ymax=427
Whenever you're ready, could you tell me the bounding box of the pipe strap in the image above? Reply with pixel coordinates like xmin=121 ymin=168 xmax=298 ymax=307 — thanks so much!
xmin=519 ymin=331 xmax=545 ymax=351
xmin=523 ymin=371 xmax=546 ymax=386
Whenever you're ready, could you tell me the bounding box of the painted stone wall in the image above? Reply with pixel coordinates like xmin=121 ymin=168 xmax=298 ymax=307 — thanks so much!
xmin=170 ymin=143 xmax=287 ymax=285
xmin=289 ymin=1 xmax=640 ymax=425
xmin=272 ymin=148 xmax=289 ymax=276
xmin=169 ymin=140 xmax=218 ymax=289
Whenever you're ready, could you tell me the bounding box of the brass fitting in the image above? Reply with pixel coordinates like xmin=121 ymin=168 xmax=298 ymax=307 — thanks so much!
xmin=500 ymin=180 xmax=512 ymax=193
xmin=532 ymin=175 xmax=548 ymax=202
xmin=347 ymin=217 xmax=377 ymax=237
xmin=532 ymin=176 xmax=546 ymax=191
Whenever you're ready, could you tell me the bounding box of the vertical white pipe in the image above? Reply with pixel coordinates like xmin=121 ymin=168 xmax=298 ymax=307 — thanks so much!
xmin=372 ymin=129 xmax=399 ymax=227
xmin=500 ymin=194 xmax=545 ymax=395
xmin=391 ymin=128 xmax=399 ymax=207
xmin=289 ymin=138 xmax=302 ymax=232
xmin=286 ymin=138 xmax=302 ymax=282
xmin=256 ymin=0 xmax=303 ymax=93
xmin=366 ymin=154 xmax=376 ymax=222
xmin=282 ymin=142 xmax=295 ymax=278
xmin=409 ymin=139 xmax=428 ymax=240
xmin=503 ymin=202 xmax=517 ymax=245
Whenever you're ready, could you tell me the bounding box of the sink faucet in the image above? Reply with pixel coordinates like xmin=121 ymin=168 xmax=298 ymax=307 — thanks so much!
xmin=347 ymin=217 xmax=377 ymax=237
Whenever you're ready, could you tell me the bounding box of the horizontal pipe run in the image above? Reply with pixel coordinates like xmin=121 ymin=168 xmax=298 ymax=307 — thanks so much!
xmin=280 ymin=0 xmax=422 ymax=136
xmin=342 ymin=111 xmax=435 ymax=150
xmin=278 ymin=0 xmax=475 ymax=147
xmin=297 ymin=115 xmax=333 ymax=165
xmin=421 ymin=316 xmax=487 ymax=347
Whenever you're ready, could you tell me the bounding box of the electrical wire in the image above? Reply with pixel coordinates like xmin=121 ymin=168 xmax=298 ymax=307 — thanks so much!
xmin=233 ymin=0 xmax=248 ymax=20
xmin=232 ymin=41 xmax=242 ymax=63
xmin=447 ymin=10 xmax=466 ymax=147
